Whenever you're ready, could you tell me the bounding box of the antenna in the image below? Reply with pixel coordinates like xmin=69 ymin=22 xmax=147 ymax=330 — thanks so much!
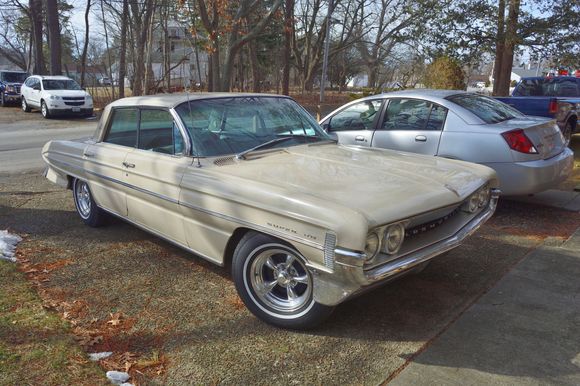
xmin=186 ymin=89 xmax=202 ymax=168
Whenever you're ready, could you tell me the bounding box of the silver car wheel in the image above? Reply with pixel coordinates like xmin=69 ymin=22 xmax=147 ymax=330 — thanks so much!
xmin=41 ymin=101 xmax=48 ymax=118
xmin=248 ymin=247 xmax=312 ymax=314
xmin=74 ymin=180 xmax=92 ymax=219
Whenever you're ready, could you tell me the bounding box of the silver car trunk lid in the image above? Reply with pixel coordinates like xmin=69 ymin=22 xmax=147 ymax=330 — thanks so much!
xmin=499 ymin=117 xmax=565 ymax=160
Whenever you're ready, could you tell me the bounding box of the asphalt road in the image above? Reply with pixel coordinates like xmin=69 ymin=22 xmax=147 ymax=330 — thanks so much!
xmin=0 ymin=105 xmax=96 ymax=175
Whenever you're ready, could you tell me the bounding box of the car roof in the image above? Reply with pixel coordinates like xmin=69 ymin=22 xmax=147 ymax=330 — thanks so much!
xmin=31 ymin=75 xmax=73 ymax=80
xmin=519 ymin=76 xmax=579 ymax=81
xmin=107 ymin=92 xmax=293 ymax=109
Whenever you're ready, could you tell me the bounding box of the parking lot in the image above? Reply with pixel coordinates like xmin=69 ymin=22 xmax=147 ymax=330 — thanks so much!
xmin=1 ymin=105 xmax=579 ymax=385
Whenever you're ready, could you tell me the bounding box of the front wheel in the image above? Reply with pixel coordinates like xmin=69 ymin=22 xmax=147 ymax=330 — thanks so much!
xmin=41 ymin=100 xmax=51 ymax=119
xmin=72 ymin=178 xmax=107 ymax=227
xmin=232 ymin=232 xmax=334 ymax=329
xmin=22 ymin=97 xmax=31 ymax=112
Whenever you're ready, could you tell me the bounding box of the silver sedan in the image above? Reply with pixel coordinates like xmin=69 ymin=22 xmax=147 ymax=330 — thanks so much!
xmin=320 ymin=90 xmax=574 ymax=195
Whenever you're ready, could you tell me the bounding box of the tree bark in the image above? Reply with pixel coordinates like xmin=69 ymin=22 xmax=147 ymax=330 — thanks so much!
xmin=46 ymin=0 xmax=61 ymax=75
xmin=492 ymin=0 xmax=506 ymax=96
xmin=496 ymin=0 xmax=520 ymax=96
xmin=118 ymin=0 xmax=128 ymax=98
xmin=248 ymin=40 xmax=260 ymax=92
xmin=30 ymin=0 xmax=46 ymax=74
xmin=282 ymin=0 xmax=294 ymax=95
xmin=80 ymin=0 xmax=91 ymax=87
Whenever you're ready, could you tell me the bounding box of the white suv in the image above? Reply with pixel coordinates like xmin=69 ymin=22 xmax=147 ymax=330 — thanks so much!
xmin=21 ymin=75 xmax=93 ymax=118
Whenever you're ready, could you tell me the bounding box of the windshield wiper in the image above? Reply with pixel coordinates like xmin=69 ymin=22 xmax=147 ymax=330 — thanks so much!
xmin=236 ymin=135 xmax=330 ymax=160
xmin=236 ymin=136 xmax=296 ymax=160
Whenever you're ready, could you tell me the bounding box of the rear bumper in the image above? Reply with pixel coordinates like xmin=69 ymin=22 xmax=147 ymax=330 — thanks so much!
xmin=484 ymin=148 xmax=574 ymax=195
xmin=311 ymin=189 xmax=500 ymax=306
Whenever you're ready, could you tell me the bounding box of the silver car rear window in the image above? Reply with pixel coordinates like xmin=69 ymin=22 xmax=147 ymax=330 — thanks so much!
xmin=446 ymin=94 xmax=523 ymax=124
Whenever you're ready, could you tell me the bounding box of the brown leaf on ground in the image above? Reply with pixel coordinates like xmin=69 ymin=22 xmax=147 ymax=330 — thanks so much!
xmin=107 ymin=312 xmax=123 ymax=326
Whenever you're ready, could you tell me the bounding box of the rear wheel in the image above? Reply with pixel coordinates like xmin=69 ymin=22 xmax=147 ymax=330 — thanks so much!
xmin=73 ymin=178 xmax=107 ymax=227
xmin=21 ymin=97 xmax=31 ymax=112
xmin=562 ymin=120 xmax=573 ymax=144
xmin=232 ymin=232 xmax=334 ymax=329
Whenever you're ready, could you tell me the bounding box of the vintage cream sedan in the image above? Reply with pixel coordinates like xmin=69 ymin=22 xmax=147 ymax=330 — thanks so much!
xmin=42 ymin=93 xmax=500 ymax=329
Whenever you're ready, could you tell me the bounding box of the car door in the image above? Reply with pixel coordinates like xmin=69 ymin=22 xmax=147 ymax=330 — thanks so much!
xmin=28 ymin=78 xmax=42 ymax=107
xmin=83 ymin=107 xmax=138 ymax=216
xmin=372 ymin=98 xmax=447 ymax=155
xmin=321 ymin=99 xmax=384 ymax=146
xmin=124 ymin=108 xmax=193 ymax=245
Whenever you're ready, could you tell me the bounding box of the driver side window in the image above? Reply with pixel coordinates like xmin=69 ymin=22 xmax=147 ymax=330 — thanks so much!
xmin=328 ymin=100 xmax=383 ymax=132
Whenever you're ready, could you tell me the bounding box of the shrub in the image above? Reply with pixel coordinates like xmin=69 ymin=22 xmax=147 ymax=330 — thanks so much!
xmin=424 ymin=56 xmax=466 ymax=90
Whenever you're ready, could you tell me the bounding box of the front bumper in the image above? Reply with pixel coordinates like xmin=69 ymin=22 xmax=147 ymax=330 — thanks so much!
xmin=3 ymin=93 xmax=21 ymax=102
xmin=311 ymin=189 xmax=500 ymax=306
xmin=485 ymin=148 xmax=573 ymax=196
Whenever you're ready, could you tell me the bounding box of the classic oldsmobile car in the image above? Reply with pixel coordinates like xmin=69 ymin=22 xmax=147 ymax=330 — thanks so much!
xmin=42 ymin=93 xmax=499 ymax=329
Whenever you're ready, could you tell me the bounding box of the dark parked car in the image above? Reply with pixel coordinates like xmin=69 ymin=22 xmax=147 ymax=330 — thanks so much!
xmin=494 ymin=76 xmax=580 ymax=140
xmin=0 ymin=70 xmax=28 ymax=106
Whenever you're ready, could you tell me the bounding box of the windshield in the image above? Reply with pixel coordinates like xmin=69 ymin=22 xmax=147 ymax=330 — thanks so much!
xmin=175 ymin=96 xmax=332 ymax=157
xmin=1 ymin=72 xmax=27 ymax=83
xmin=446 ymin=94 xmax=523 ymax=124
xmin=42 ymin=79 xmax=81 ymax=90
xmin=513 ymin=78 xmax=579 ymax=97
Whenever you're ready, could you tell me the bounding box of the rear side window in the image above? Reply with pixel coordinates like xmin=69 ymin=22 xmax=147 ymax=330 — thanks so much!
xmin=447 ymin=94 xmax=522 ymax=124
xmin=514 ymin=78 xmax=579 ymax=97
xmin=138 ymin=109 xmax=184 ymax=155
xmin=381 ymin=99 xmax=447 ymax=131
xmin=104 ymin=108 xmax=138 ymax=147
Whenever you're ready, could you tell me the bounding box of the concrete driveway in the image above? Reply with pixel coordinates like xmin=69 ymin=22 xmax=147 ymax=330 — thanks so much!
xmin=0 ymin=106 xmax=579 ymax=384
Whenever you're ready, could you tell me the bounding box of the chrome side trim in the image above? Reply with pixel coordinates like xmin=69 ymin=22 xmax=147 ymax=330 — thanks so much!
xmin=53 ymin=158 xmax=325 ymax=251
xmin=179 ymin=201 xmax=325 ymax=251
xmin=363 ymin=188 xmax=500 ymax=283
xmin=85 ymin=169 xmax=179 ymax=205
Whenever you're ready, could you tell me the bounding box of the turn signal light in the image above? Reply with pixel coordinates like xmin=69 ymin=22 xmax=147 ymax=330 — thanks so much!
xmin=501 ymin=129 xmax=538 ymax=154
xmin=548 ymin=99 xmax=558 ymax=114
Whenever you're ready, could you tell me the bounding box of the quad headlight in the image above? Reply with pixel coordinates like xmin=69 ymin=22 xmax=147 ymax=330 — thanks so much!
xmin=365 ymin=221 xmax=407 ymax=261
xmin=383 ymin=223 xmax=405 ymax=255
xmin=365 ymin=232 xmax=381 ymax=260
xmin=461 ymin=185 xmax=491 ymax=213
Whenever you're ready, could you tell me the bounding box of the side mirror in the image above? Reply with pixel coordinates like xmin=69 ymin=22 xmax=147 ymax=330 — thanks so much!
xmin=322 ymin=119 xmax=332 ymax=132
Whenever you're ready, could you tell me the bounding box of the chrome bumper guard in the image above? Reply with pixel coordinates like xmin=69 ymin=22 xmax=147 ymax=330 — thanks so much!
xmin=311 ymin=189 xmax=500 ymax=306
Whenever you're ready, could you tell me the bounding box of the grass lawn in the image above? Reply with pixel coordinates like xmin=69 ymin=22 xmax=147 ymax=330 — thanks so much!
xmin=0 ymin=261 xmax=107 ymax=386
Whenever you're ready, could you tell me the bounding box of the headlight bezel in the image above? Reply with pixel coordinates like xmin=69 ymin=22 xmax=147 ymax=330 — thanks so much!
xmin=365 ymin=220 xmax=408 ymax=261
xmin=49 ymin=95 xmax=61 ymax=100
xmin=461 ymin=184 xmax=491 ymax=213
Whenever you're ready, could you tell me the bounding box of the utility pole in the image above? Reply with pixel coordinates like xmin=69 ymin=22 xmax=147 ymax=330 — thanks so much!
xmin=319 ymin=0 xmax=333 ymax=105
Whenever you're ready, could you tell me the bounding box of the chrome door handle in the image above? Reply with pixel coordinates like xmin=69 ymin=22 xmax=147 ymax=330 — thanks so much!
xmin=122 ymin=162 xmax=135 ymax=168
xmin=415 ymin=135 xmax=427 ymax=142
xmin=83 ymin=150 xmax=94 ymax=157
xmin=355 ymin=135 xmax=366 ymax=142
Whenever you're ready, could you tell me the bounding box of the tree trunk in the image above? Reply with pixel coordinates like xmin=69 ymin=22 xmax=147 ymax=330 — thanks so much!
xmin=118 ymin=0 xmax=128 ymax=98
xmin=249 ymin=40 xmax=260 ymax=92
xmin=46 ymin=0 xmax=61 ymax=75
xmin=282 ymin=0 xmax=294 ymax=95
xmin=492 ymin=0 xmax=506 ymax=96
xmin=80 ymin=0 xmax=91 ymax=87
xmin=30 ymin=0 xmax=45 ymax=74
xmin=496 ymin=0 xmax=520 ymax=96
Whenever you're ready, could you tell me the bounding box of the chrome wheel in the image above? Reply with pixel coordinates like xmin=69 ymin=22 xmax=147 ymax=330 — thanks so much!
xmin=74 ymin=180 xmax=92 ymax=219
xmin=246 ymin=247 xmax=313 ymax=315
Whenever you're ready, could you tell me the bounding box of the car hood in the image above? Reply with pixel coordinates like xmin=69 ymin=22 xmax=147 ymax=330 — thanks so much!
xmin=44 ymin=90 xmax=89 ymax=97
xmin=4 ymin=82 xmax=23 ymax=87
xmin=203 ymin=144 xmax=496 ymax=227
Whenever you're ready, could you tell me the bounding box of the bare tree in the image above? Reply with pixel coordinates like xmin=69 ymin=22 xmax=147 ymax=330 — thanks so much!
xmin=118 ymin=0 xmax=128 ymax=97
xmin=79 ymin=0 xmax=92 ymax=87
xmin=29 ymin=0 xmax=45 ymax=74
xmin=45 ymin=0 xmax=61 ymax=74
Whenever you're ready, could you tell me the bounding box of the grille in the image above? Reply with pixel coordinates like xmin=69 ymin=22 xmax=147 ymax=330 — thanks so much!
xmin=14 ymin=86 xmax=20 ymax=93
xmin=405 ymin=208 xmax=459 ymax=238
xmin=213 ymin=156 xmax=236 ymax=166
xmin=64 ymin=101 xmax=84 ymax=106
xmin=323 ymin=233 xmax=336 ymax=270
xmin=62 ymin=96 xmax=84 ymax=101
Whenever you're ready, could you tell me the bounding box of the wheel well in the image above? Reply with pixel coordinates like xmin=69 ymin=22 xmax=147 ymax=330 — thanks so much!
xmin=223 ymin=227 xmax=253 ymax=268
xmin=66 ymin=175 xmax=74 ymax=190
xmin=569 ymin=115 xmax=577 ymax=130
